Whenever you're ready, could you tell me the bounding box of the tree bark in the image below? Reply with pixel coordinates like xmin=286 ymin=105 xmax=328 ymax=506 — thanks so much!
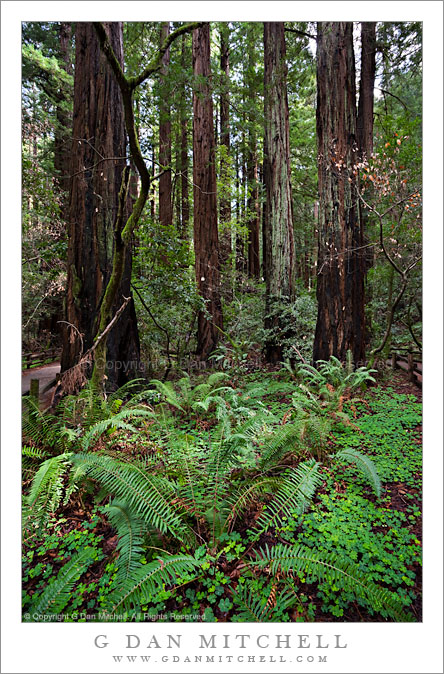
xmin=357 ymin=22 xmax=376 ymax=160
xmin=179 ymin=33 xmax=190 ymax=238
xmin=219 ymin=22 xmax=232 ymax=272
xmin=263 ymin=22 xmax=295 ymax=363
xmin=192 ymin=23 xmax=223 ymax=361
xmin=61 ymin=22 xmax=140 ymax=388
xmin=54 ymin=21 xmax=72 ymax=200
xmin=158 ymin=22 xmax=173 ymax=231
xmin=313 ymin=22 xmax=366 ymax=365
xmin=247 ymin=24 xmax=260 ymax=279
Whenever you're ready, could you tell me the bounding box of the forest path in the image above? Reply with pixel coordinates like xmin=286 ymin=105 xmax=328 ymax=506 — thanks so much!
xmin=22 ymin=362 xmax=61 ymax=406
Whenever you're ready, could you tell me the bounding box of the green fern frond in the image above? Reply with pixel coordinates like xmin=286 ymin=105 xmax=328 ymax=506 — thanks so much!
xmin=71 ymin=453 xmax=191 ymax=541
xmin=26 ymin=453 xmax=73 ymax=528
xmin=259 ymin=423 xmax=304 ymax=469
xmin=252 ymin=543 xmax=413 ymax=622
xmin=22 ymin=445 xmax=49 ymax=460
xmin=254 ymin=459 xmax=322 ymax=535
xmin=149 ymin=379 xmax=185 ymax=412
xmin=104 ymin=554 xmax=200 ymax=614
xmin=81 ymin=408 xmax=154 ymax=451
xmin=26 ymin=548 xmax=95 ymax=619
xmin=106 ymin=501 xmax=146 ymax=583
xmin=224 ymin=476 xmax=282 ymax=532
xmin=334 ymin=448 xmax=382 ymax=497
xmin=230 ymin=581 xmax=297 ymax=622
xmin=207 ymin=372 xmax=230 ymax=387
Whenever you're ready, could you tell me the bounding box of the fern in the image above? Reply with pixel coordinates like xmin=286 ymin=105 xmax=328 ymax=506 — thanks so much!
xmin=71 ymin=453 xmax=192 ymax=541
xmin=252 ymin=543 xmax=413 ymax=622
xmin=254 ymin=459 xmax=323 ymax=535
xmin=230 ymin=581 xmax=297 ymax=622
xmin=106 ymin=501 xmax=146 ymax=583
xmin=25 ymin=548 xmax=95 ymax=619
xmin=80 ymin=407 xmax=154 ymax=451
xmin=22 ymin=445 xmax=50 ymax=479
xmin=259 ymin=423 xmax=304 ymax=469
xmin=26 ymin=453 xmax=73 ymax=528
xmin=104 ymin=554 xmax=200 ymax=614
xmin=334 ymin=448 xmax=382 ymax=497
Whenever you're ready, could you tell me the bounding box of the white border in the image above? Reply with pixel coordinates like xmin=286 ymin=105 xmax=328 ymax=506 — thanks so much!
xmin=1 ymin=2 xmax=443 ymax=673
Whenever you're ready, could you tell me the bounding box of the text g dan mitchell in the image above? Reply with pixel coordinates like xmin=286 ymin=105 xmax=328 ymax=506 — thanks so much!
xmin=94 ymin=633 xmax=347 ymax=650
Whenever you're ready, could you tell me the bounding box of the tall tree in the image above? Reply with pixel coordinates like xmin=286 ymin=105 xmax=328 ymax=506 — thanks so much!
xmin=313 ymin=22 xmax=366 ymax=364
xmin=54 ymin=21 xmax=72 ymax=202
xmin=158 ymin=22 xmax=173 ymax=230
xmin=357 ymin=22 xmax=376 ymax=160
xmin=246 ymin=23 xmax=260 ymax=279
xmin=218 ymin=22 xmax=232 ymax=272
xmin=180 ymin=33 xmax=191 ymax=237
xmin=263 ymin=22 xmax=295 ymax=363
xmin=192 ymin=22 xmax=223 ymax=360
xmin=61 ymin=22 xmax=140 ymax=387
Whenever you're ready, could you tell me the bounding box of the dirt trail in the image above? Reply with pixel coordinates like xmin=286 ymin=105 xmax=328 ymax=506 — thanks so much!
xmin=22 ymin=362 xmax=61 ymax=406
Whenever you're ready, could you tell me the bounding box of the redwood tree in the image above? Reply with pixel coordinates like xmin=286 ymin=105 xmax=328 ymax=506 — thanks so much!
xmin=263 ymin=22 xmax=295 ymax=363
xmin=218 ymin=22 xmax=232 ymax=271
xmin=158 ymin=22 xmax=173 ymax=230
xmin=192 ymin=23 xmax=223 ymax=360
xmin=61 ymin=21 xmax=140 ymax=387
xmin=357 ymin=22 xmax=377 ymax=160
xmin=313 ymin=22 xmax=366 ymax=364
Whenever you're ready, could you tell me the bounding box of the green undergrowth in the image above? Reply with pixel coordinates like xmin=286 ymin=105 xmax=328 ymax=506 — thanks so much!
xmin=21 ymin=365 xmax=422 ymax=623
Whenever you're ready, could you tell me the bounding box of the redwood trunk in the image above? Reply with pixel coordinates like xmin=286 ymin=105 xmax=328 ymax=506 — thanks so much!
xmin=62 ymin=22 xmax=140 ymax=387
xmin=192 ymin=23 xmax=223 ymax=360
xmin=159 ymin=22 xmax=173 ymax=230
xmin=313 ymin=22 xmax=365 ymax=365
xmin=219 ymin=23 xmax=232 ymax=271
xmin=54 ymin=21 xmax=72 ymax=198
xmin=263 ymin=22 xmax=295 ymax=363
xmin=357 ymin=22 xmax=376 ymax=160
xmin=179 ymin=34 xmax=190 ymax=238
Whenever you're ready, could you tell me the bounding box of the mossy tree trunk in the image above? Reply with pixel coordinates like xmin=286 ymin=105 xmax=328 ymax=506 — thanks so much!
xmin=313 ymin=22 xmax=366 ymax=365
xmin=192 ymin=23 xmax=223 ymax=361
xmin=61 ymin=22 xmax=140 ymax=388
xmin=263 ymin=22 xmax=295 ymax=363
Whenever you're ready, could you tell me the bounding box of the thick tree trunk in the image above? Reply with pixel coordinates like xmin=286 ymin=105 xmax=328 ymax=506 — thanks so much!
xmin=54 ymin=21 xmax=72 ymax=198
xmin=192 ymin=23 xmax=223 ymax=361
xmin=219 ymin=23 xmax=232 ymax=273
xmin=62 ymin=21 xmax=140 ymax=388
xmin=357 ymin=22 xmax=377 ymax=340
xmin=247 ymin=26 xmax=260 ymax=279
xmin=158 ymin=22 xmax=173 ymax=230
xmin=179 ymin=34 xmax=190 ymax=238
xmin=263 ymin=22 xmax=295 ymax=363
xmin=313 ymin=22 xmax=365 ymax=365
xmin=357 ymin=22 xmax=376 ymax=160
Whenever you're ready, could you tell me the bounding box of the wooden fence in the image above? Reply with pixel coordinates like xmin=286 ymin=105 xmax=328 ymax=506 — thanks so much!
xmin=23 ymin=348 xmax=59 ymax=369
xmin=388 ymin=350 xmax=422 ymax=386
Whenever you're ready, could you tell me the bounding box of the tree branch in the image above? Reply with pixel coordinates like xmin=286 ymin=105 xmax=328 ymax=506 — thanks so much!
xmin=129 ymin=22 xmax=205 ymax=89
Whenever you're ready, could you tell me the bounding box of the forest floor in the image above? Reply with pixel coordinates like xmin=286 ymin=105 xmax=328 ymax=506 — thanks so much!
xmin=22 ymin=367 xmax=422 ymax=623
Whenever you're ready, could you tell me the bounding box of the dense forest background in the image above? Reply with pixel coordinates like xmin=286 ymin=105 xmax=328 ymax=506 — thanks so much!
xmin=22 ymin=21 xmax=422 ymax=383
xmin=18 ymin=20 xmax=428 ymax=627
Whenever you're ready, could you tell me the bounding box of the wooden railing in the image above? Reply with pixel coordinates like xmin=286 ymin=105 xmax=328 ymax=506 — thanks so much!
xmin=388 ymin=350 xmax=422 ymax=386
xmin=23 ymin=348 xmax=59 ymax=369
